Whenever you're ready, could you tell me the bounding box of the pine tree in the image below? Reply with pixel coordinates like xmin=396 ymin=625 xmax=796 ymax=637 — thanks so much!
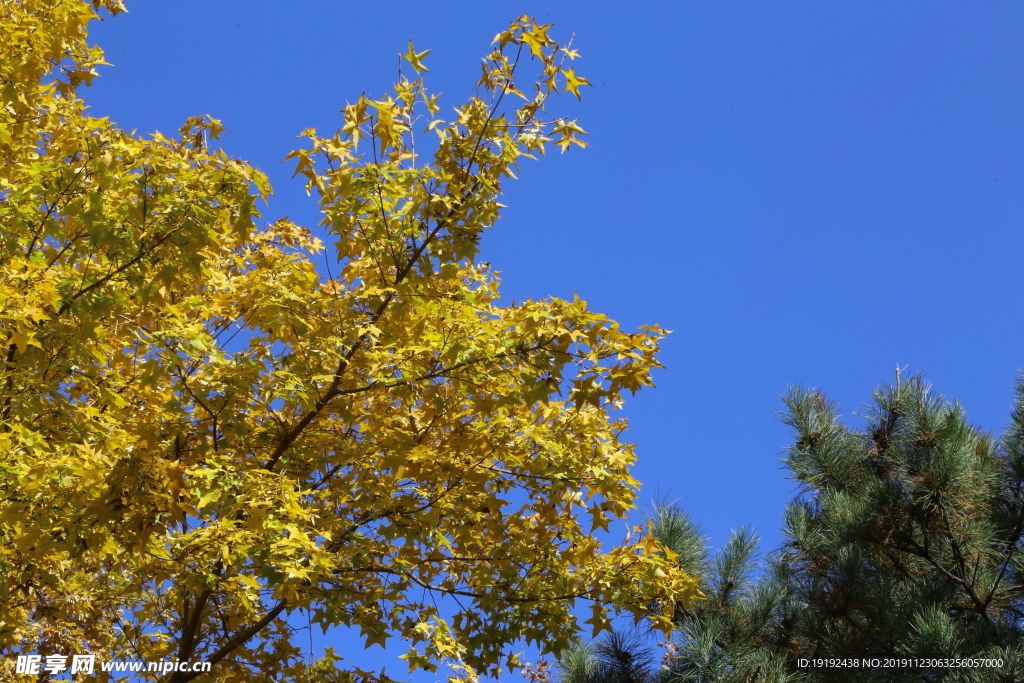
xmin=554 ymin=630 xmax=657 ymax=683
xmin=663 ymin=373 xmax=1024 ymax=682
xmin=552 ymin=373 xmax=1024 ymax=683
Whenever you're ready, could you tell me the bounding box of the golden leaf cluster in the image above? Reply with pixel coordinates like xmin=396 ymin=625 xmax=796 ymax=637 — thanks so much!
xmin=0 ymin=3 xmax=699 ymax=681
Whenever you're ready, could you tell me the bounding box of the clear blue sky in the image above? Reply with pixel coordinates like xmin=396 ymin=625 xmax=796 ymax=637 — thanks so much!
xmin=85 ymin=0 xmax=1024 ymax=677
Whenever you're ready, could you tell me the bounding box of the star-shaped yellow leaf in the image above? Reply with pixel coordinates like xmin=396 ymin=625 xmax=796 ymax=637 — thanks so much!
xmin=551 ymin=118 xmax=588 ymax=152
xmin=402 ymin=40 xmax=431 ymax=73
xmin=561 ymin=68 xmax=592 ymax=100
xmin=521 ymin=23 xmax=555 ymax=59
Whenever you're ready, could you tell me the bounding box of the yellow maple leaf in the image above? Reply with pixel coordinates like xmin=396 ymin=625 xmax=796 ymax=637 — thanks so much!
xmin=402 ymin=40 xmax=431 ymax=73
xmin=561 ymin=67 xmax=592 ymax=100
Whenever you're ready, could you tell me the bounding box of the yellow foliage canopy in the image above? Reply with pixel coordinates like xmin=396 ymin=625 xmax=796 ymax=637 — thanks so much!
xmin=0 ymin=2 xmax=700 ymax=681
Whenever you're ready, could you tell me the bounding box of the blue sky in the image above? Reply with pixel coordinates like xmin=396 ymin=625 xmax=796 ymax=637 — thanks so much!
xmin=84 ymin=0 xmax=1024 ymax=677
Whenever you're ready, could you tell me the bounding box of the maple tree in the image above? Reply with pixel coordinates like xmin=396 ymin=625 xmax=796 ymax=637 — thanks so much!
xmin=0 ymin=1 xmax=701 ymax=681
